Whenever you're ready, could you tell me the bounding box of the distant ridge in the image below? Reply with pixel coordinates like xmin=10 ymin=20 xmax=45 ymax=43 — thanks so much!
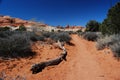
xmin=0 ymin=15 xmax=47 ymax=27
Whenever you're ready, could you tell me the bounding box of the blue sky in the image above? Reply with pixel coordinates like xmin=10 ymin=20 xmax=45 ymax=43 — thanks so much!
xmin=0 ymin=0 xmax=119 ymax=27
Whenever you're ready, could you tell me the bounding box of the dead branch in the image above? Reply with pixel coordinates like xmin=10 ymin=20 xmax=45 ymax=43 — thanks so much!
xmin=30 ymin=40 xmax=67 ymax=74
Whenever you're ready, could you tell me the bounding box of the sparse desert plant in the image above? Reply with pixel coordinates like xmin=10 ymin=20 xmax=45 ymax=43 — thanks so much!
xmin=76 ymin=30 xmax=82 ymax=33
xmin=0 ymin=31 xmax=13 ymax=38
xmin=0 ymin=27 xmax=11 ymax=31
xmin=96 ymin=34 xmax=120 ymax=50
xmin=0 ymin=31 xmax=28 ymax=38
xmin=82 ymin=32 xmax=100 ymax=41
xmin=96 ymin=35 xmax=111 ymax=50
xmin=30 ymin=35 xmax=45 ymax=42
xmin=37 ymin=35 xmax=45 ymax=41
xmin=77 ymin=32 xmax=85 ymax=37
xmin=110 ymin=42 xmax=120 ymax=59
xmin=67 ymin=31 xmax=76 ymax=34
xmin=0 ymin=32 xmax=35 ymax=58
xmin=96 ymin=34 xmax=120 ymax=59
xmin=42 ymin=32 xmax=55 ymax=38
xmin=50 ymin=32 xmax=72 ymax=42
xmin=16 ymin=25 xmax=26 ymax=31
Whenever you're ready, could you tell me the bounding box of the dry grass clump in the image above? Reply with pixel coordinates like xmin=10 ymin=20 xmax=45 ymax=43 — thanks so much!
xmin=96 ymin=34 xmax=120 ymax=50
xmin=96 ymin=34 xmax=120 ymax=59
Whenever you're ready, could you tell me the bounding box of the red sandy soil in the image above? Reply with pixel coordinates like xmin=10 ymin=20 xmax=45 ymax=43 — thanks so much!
xmin=0 ymin=35 xmax=120 ymax=80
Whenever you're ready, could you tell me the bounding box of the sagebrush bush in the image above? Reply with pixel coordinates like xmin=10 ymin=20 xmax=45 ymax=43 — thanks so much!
xmin=110 ymin=42 xmax=120 ymax=58
xmin=81 ymin=32 xmax=100 ymax=41
xmin=29 ymin=32 xmax=45 ymax=42
xmin=50 ymin=32 xmax=72 ymax=42
xmin=66 ymin=31 xmax=76 ymax=34
xmin=42 ymin=32 xmax=55 ymax=38
xmin=0 ymin=32 xmax=35 ymax=58
xmin=96 ymin=34 xmax=120 ymax=50
xmin=96 ymin=34 xmax=120 ymax=59
xmin=77 ymin=32 xmax=85 ymax=37
xmin=0 ymin=31 xmax=15 ymax=38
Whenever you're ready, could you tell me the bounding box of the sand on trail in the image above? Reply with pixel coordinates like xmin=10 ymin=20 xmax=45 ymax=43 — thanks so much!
xmin=0 ymin=35 xmax=120 ymax=80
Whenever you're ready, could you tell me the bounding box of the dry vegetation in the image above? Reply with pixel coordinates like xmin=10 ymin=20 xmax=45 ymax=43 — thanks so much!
xmin=0 ymin=30 xmax=72 ymax=80
xmin=96 ymin=34 xmax=120 ymax=59
xmin=0 ymin=31 xmax=71 ymax=59
xmin=78 ymin=32 xmax=120 ymax=59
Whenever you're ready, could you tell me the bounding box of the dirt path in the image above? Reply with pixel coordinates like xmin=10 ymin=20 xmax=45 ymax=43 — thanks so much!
xmin=64 ymin=35 xmax=105 ymax=80
xmin=0 ymin=34 xmax=120 ymax=80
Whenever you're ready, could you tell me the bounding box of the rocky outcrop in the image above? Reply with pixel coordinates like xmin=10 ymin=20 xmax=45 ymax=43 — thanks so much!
xmin=14 ymin=18 xmax=27 ymax=24
xmin=0 ymin=15 xmax=47 ymax=27
xmin=0 ymin=16 xmax=27 ymax=27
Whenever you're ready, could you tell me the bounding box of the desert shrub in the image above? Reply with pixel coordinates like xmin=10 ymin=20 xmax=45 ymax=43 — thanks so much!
xmin=0 ymin=31 xmax=13 ymax=38
xmin=76 ymin=30 xmax=82 ymax=33
xmin=36 ymin=36 xmax=45 ymax=41
xmin=50 ymin=32 xmax=71 ymax=42
xmin=96 ymin=34 xmax=120 ymax=50
xmin=0 ymin=27 xmax=10 ymax=31
xmin=0 ymin=32 xmax=35 ymax=58
xmin=57 ymin=30 xmax=61 ymax=32
xmin=16 ymin=25 xmax=26 ymax=31
xmin=85 ymin=20 xmax=101 ymax=32
xmin=19 ymin=31 xmax=45 ymax=42
xmin=67 ymin=31 xmax=76 ymax=34
xmin=42 ymin=32 xmax=55 ymax=38
xmin=51 ymin=29 xmax=54 ymax=32
xmin=77 ymin=32 xmax=86 ymax=37
xmin=0 ymin=31 xmax=22 ymax=38
xmin=0 ymin=31 xmax=26 ymax=38
xmin=30 ymin=35 xmax=45 ymax=42
xmin=110 ymin=42 xmax=120 ymax=58
xmin=82 ymin=32 xmax=100 ymax=41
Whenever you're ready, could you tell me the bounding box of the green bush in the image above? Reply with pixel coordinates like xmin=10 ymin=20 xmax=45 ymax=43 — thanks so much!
xmin=0 ymin=27 xmax=10 ymax=31
xmin=51 ymin=29 xmax=54 ymax=32
xmin=100 ymin=2 xmax=120 ymax=34
xmin=16 ymin=25 xmax=26 ymax=31
xmin=85 ymin=20 xmax=101 ymax=32
xmin=76 ymin=30 xmax=82 ymax=33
